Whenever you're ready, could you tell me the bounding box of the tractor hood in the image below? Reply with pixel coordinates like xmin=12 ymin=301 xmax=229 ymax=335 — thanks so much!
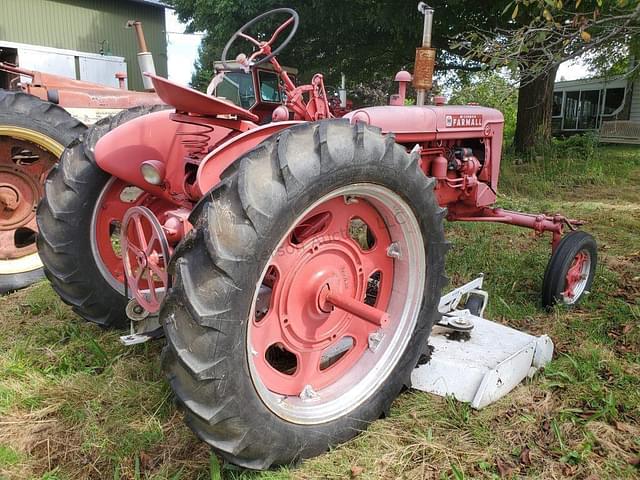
xmin=343 ymin=105 xmax=503 ymax=139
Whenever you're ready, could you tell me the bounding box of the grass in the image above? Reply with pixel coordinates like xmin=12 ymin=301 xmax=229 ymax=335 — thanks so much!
xmin=0 ymin=144 xmax=638 ymax=479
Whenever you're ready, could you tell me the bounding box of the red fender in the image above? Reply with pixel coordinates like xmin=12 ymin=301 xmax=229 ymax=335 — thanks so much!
xmin=196 ymin=120 xmax=303 ymax=195
xmin=95 ymin=110 xmax=235 ymax=206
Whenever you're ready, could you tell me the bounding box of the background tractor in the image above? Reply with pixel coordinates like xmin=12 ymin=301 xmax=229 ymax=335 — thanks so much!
xmin=0 ymin=21 xmax=161 ymax=293
xmin=35 ymin=6 xmax=597 ymax=469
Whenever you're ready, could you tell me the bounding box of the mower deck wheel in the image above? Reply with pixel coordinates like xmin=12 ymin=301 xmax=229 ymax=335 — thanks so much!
xmin=542 ymin=230 xmax=597 ymax=309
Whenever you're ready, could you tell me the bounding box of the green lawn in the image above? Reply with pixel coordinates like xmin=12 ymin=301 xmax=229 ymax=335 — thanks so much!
xmin=0 ymin=145 xmax=638 ymax=479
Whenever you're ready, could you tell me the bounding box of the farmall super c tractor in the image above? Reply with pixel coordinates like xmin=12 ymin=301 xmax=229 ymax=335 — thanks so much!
xmin=36 ymin=7 xmax=597 ymax=469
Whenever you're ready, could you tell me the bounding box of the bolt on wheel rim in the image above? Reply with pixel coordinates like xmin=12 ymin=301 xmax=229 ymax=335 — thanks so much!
xmin=0 ymin=130 xmax=60 ymax=273
xmin=247 ymin=184 xmax=426 ymax=424
xmin=561 ymin=250 xmax=591 ymax=304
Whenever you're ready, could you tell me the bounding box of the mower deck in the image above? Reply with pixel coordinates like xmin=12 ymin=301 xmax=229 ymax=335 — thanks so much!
xmin=411 ymin=276 xmax=554 ymax=408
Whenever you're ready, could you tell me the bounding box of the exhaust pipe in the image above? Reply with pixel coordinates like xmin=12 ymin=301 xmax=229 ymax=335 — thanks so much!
xmin=127 ymin=20 xmax=156 ymax=91
xmin=414 ymin=2 xmax=436 ymax=106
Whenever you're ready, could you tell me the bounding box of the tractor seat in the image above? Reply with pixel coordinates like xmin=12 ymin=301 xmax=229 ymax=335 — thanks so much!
xmin=146 ymin=73 xmax=259 ymax=123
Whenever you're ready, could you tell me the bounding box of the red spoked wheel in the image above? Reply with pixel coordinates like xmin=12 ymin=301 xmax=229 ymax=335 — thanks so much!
xmin=90 ymin=177 xmax=174 ymax=295
xmin=121 ymin=206 xmax=171 ymax=313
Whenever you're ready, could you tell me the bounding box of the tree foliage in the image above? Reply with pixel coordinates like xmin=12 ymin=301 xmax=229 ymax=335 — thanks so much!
xmin=167 ymin=0 xmax=507 ymax=90
xmin=449 ymin=72 xmax=519 ymax=140
xmin=456 ymin=0 xmax=640 ymax=83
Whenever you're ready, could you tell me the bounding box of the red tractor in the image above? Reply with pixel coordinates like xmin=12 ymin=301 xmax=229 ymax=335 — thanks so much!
xmin=36 ymin=8 xmax=597 ymax=469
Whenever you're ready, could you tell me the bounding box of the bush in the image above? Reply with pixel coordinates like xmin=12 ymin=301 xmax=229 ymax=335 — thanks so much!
xmin=550 ymin=132 xmax=600 ymax=159
xmin=448 ymin=71 xmax=518 ymax=142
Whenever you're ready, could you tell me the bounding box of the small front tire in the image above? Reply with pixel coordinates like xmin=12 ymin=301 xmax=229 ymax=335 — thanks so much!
xmin=542 ymin=231 xmax=597 ymax=309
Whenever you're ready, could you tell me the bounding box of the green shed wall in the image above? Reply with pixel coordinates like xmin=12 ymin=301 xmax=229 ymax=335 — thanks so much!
xmin=0 ymin=0 xmax=167 ymax=91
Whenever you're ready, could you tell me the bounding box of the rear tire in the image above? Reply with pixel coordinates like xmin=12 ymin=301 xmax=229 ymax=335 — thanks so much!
xmin=0 ymin=90 xmax=86 ymax=293
xmin=36 ymin=105 xmax=165 ymax=328
xmin=162 ymin=120 xmax=449 ymax=468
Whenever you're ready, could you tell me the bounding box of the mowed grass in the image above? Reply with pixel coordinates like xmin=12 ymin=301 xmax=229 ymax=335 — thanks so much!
xmin=0 ymin=145 xmax=638 ymax=479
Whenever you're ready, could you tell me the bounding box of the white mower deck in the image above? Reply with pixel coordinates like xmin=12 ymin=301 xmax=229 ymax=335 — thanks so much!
xmin=411 ymin=276 xmax=554 ymax=408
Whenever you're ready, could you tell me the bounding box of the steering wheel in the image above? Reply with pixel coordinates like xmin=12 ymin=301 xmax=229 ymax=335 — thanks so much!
xmin=222 ymin=8 xmax=299 ymax=70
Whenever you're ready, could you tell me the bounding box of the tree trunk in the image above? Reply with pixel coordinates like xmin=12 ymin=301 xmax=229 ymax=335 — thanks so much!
xmin=513 ymin=65 xmax=559 ymax=155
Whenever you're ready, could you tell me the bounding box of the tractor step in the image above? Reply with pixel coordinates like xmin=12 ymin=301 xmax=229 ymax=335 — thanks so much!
xmin=411 ymin=276 xmax=554 ymax=409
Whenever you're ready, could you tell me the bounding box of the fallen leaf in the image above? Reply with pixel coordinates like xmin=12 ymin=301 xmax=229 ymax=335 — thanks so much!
xmin=496 ymin=457 xmax=515 ymax=477
xmin=139 ymin=451 xmax=154 ymax=470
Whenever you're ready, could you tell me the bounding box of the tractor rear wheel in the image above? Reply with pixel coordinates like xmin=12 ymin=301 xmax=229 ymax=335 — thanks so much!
xmin=0 ymin=90 xmax=86 ymax=293
xmin=36 ymin=105 xmax=166 ymax=328
xmin=161 ymin=120 xmax=449 ymax=468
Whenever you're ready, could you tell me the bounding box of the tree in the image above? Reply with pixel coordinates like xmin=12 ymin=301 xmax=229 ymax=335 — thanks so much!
xmin=458 ymin=0 xmax=640 ymax=153
xmin=168 ymin=0 xmax=504 ymax=90
xmin=169 ymin=0 xmax=640 ymax=154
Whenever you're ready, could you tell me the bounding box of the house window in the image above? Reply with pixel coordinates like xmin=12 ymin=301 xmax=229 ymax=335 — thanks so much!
xmin=578 ymin=90 xmax=600 ymax=130
xmin=554 ymin=82 xmax=628 ymax=131
xmin=552 ymin=91 xmax=563 ymax=117
xmin=602 ymin=88 xmax=625 ymax=115
xmin=563 ymin=91 xmax=580 ymax=130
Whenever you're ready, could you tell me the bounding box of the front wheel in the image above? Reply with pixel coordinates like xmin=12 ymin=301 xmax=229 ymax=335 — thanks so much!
xmin=542 ymin=230 xmax=597 ymax=309
xmin=36 ymin=105 xmax=167 ymax=328
xmin=162 ymin=120 xmax=449 ymax=468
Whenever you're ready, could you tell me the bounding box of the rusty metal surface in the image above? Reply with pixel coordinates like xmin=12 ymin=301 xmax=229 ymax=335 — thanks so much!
xmin=0 ymin=136 xmax=56 ymax=259
xmin=413 ymin=47 xmax=436 ymax=90
xmin=0 ymin=62 xmax=162 ymax=109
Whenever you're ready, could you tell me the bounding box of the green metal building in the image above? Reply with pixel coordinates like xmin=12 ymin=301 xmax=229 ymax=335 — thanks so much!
xmin=0 ymin=0 xmax=167 ymax=91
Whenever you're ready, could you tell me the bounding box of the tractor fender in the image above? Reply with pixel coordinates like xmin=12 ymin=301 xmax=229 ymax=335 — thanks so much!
xmin=196 ymin=120 xmax=303 ymax=195
xmin=95 ymin=109 xmax=233 ymax=205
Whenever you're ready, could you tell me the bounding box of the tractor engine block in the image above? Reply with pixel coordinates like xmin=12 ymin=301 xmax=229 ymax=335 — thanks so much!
xmin=419 ymin=142 xmax=486 ymax=206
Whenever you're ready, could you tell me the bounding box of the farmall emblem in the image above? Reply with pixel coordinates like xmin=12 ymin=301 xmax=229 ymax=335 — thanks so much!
xmin=445 ymin=114 xmax=483 ymax=128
